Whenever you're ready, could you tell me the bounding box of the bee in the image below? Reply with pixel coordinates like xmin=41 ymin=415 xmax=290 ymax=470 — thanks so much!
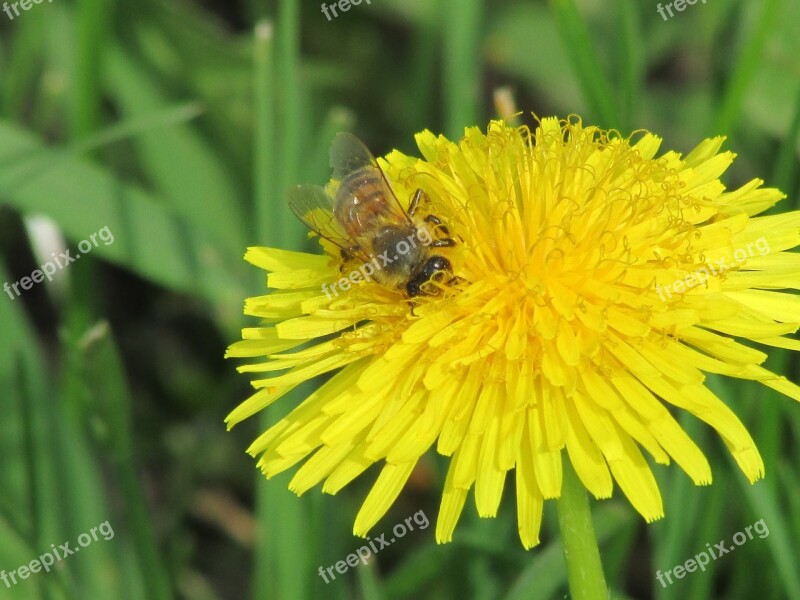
xmin=288 ymin=133 xmax=459 ymax=298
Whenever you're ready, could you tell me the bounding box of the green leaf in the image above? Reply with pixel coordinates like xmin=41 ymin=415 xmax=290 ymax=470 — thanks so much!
xmin=0 ymin=121 xmax=248 ymax=318
xmin=105 ymin=45 xmax=247 ymax=258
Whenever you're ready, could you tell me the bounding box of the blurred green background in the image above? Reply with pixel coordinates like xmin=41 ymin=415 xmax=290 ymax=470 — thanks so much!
xmin=1 ymin=0 xmax=799 ymax=599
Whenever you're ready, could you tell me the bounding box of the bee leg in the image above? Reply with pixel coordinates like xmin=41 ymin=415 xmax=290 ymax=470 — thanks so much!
xmin=431 ymin=238 xmax=456 ymax=248
xmin=423 ymin=214 xmax=450 ymax=235
xmin=338 ymin=249 xmax=350 ymax=273
xmin=424 ymin=214 xmax=441 ymax=225
xmin=448 ymin=274 xmax=467 ymax=287
xmin=407 ymin=300 xmax=418 ymax=317
xmin=408 ymin=189 xmax=427 ymax=217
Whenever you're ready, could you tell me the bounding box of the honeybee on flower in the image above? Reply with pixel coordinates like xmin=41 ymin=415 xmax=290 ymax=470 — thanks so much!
xmin=287 ymin=132 xmax=461 ymax=300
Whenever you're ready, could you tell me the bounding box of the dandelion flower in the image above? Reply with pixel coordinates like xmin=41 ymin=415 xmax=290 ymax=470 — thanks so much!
xmin=226 ymin=117 xmax=800 ymax=548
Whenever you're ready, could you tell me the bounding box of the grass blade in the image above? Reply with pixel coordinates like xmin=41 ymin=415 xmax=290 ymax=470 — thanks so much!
xmin=71 ymin=0 xmax=114 ymax=138
xmin=251 ymin=4 xmax=314 ymax=599
xmin=442 ymin=0 xmax=484 ymax=138
xmin=549 ymin=0 xmax=622 ymax=128
xmin=78 ymin=321 xmax=173 ymax=600
xmin=710 ymin=0 xmax=782 ymax=136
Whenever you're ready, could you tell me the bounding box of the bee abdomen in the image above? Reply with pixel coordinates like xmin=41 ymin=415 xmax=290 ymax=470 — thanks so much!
xmin=334 ymin=168 xmax=397 ymax=237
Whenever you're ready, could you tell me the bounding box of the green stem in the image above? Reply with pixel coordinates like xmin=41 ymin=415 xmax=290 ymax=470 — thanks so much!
xmin=556 ymin=459 xmax=608 ymax=600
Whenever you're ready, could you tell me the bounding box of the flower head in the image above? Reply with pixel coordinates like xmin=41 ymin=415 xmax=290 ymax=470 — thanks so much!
xmin=226 ymin=117 xmax=800 ymax=548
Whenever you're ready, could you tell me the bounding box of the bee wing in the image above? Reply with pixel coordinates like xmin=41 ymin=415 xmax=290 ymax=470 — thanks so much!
xmin=287 ymin=184 xmax=371 ymax=261
xmin=329 ymin=132 xmax=376 ymax=181
xmin=329 ymin=132 xmax=415 ymax=226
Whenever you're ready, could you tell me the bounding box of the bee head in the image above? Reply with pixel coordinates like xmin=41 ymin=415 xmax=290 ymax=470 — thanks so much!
xmin=406 ymin=256 xmax=454 ymax=297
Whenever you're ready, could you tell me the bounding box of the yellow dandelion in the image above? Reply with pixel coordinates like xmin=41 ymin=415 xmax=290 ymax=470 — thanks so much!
xmin=226 ymin=116 xmax=800 ymax=549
